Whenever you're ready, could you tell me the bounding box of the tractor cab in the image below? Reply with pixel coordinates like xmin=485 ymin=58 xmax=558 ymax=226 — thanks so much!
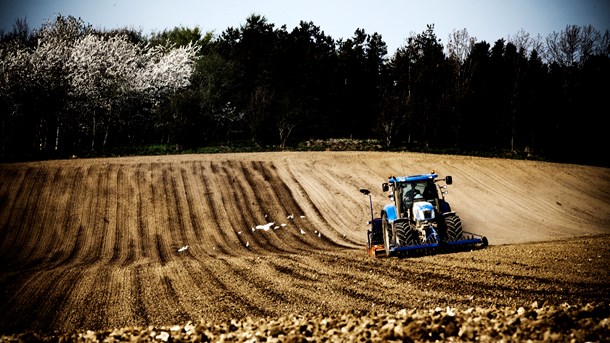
xmin=382 ymin=173 xmax=451 ymax=220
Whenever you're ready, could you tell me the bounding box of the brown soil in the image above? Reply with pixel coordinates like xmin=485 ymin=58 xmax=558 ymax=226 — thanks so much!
xmin=0 ymin=152 xmax=609 ymax=340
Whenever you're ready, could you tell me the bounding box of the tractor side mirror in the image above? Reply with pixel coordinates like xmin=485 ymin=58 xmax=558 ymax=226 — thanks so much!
xmin=445 ymin=176 xmax=453 ymax=185
xmin=382 ymin=183 xmax=389 ymax=192
xmin=359 ymin=188 xmax=370 ymax=196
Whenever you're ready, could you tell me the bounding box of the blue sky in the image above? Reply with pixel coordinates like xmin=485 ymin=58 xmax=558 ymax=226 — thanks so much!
xmin=1 ymin=0 xmax=608 ymax=53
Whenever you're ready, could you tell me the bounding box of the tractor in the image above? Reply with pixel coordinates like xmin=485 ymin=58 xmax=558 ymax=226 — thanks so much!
xmin=360 ymin=172 xmax=488 ymax=257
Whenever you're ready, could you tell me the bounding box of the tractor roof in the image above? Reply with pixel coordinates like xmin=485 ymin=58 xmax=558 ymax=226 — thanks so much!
xmin=389 ymin=173 xmax=438 ymax=183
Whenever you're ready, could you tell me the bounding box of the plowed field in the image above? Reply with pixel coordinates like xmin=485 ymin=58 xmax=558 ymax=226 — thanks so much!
xmin=0 ymin=152 xmax=609 ymax=336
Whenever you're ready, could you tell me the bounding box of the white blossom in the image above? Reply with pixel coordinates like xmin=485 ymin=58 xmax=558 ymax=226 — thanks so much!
xmin=133 ymin=42 xmax=199 ymax=100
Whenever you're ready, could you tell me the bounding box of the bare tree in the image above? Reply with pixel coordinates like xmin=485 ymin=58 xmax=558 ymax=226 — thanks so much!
xmin=277 ymin=111 xmax=297 ymax=148
xmin=545 ymin=25 xmax=606 ymax=66
xmin=508 ymin=28 xmax=545 ymax=59
xmin=580 ymin=25 xmax=603 ymax=58
xmin=446 ymin=28 xmax=475 ymax=64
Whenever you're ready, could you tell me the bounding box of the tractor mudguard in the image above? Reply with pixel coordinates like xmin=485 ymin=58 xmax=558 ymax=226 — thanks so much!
xmin=383 ymin=204 xmax=398 ymax=223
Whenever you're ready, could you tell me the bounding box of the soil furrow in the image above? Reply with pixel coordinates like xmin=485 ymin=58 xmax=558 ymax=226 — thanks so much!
xmin=161 ymin=275 xmax=190 ymax=323
xmin=117 ymin=166 xmax=139 ymax=264
xmin=109 ymin=167 xmax=126 ymax=265
xmin=169 ymin=166 xmax=192 ymax=251
xmin=238 ymin=161 xmax=292 ymax=253
xmin=6 ymin=267 xmax=85 ymax=333
xmin=0 ymin=167 xmax=29 ymax=249
xmin=201 ymin=161 xmax=236 ymax=256
xmin=281 ymin=159 xmax=359 ymax=246
xmin=19 ymin=167 xmax=60 ymax=269
xmin=180 ymin=259 xmax=261 ymax=319
xmin=217 ymin=162 xmax=259 ymax=252
xmin=0 ymin=167 xmax=45 ymax=267
xmin=132 ymin=265 xmax=150 ymax=327
xmin=256 ymin=161 xmax=340 ymax=251
xmin=135 ymin=165 xmax=150 ymax=259
xmin=180 ymin=165 xmax=203 ymax=242
xmin=155 ymin=233 xmax=169 ymax=266
xmin=76 ymin=164 xmax=109 ymax=267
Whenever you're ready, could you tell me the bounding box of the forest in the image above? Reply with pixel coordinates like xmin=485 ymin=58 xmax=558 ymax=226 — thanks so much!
xmin=1 ymin=14 xmax=608 ymax=166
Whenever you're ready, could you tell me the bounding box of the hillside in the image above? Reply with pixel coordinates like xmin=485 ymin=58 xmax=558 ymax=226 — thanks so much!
xmin=0 ymin=151 xmax=609 ymax=338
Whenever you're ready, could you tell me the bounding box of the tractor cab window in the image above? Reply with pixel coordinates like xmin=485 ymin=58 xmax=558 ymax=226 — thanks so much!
xmin=422 ymin=182 xmax=438 ymax=201
xmin=400 ymin=181 xmax=437 ymax=212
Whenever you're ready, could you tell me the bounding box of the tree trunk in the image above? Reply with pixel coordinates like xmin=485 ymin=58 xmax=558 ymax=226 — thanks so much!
xmin=103 ymin=121 xmax=109 ymax=148
xmin=55 ymin=124 xmax=60 ymax=151
xmin=91 ymin=110 xmax=96 ymax=151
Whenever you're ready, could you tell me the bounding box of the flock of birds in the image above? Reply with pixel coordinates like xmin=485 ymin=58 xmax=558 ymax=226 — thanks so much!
xmin=176 ymin=213 xmax=320 ymax=253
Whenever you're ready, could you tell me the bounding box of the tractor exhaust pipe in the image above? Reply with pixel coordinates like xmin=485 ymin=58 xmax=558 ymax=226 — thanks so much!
xmin=359 ymin=188 xmax=374 ymax=223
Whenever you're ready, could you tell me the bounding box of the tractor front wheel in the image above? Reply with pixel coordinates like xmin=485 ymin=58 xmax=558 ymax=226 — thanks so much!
xmin=382 ymin=213 xmax=392 ymax=257
xmin=445 ymin=214 xmax=464 ymax=242
xmin=396 ymin=221 xmax=419 ymax=246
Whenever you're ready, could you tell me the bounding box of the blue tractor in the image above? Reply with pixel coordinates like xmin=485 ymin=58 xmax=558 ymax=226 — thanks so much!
xmin=360 ymin=173 xmax=488 ymax=257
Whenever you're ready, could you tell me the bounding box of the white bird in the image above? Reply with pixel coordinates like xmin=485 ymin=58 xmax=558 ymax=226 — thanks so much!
xmin=255 ymin=222 xmax=274 ymax=231
xmin=274 ymin=226 xmax=280 ymax=230
xmin=287 ymin=214 xmax=294 ymax=219
xmin=177 ymin=245 xmax=189 ymax=252
xmin=318 ymin=232 xmax=322 ymax=238
xmin=237 ymin=231 xmax=242 ymax=235
xmin=246 ymin=241 xmax=250 ymax=248
xmin=281 ymin=223 xmax=287 ymax=227
xmin=300 ymin=229 xmax=306 ymax=235
xmin=300 ymin=215 xmax=306 ymax=219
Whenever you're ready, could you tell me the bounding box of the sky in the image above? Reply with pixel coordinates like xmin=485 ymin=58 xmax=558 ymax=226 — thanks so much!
xmin=1 ymin=0 xmax=609 ymax=53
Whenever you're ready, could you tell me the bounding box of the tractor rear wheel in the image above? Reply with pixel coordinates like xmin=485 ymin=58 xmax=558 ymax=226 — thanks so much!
xmin=445 ymin=214 xmax=464 ymax=242
xmin=382 ymin=213 xmax=392 ymax=257
xmin=396 ymin=221 xmax=419 ymax=246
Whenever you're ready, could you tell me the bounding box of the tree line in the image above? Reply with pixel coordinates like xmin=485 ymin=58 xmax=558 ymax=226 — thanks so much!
xmin=1 ymin=15 xmax=608 ymax=165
